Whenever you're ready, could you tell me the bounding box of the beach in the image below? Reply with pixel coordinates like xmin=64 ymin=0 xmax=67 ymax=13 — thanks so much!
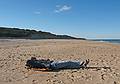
xmin=0 ymin=39 xmax=120 ymax=84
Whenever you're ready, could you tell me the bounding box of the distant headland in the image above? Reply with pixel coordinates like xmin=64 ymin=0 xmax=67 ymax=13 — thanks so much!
xmin=0 ymin=27 xmax=86 ymax=40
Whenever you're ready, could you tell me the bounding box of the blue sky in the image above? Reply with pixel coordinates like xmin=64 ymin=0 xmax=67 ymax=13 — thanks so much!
xmin=0 ymin=0 xmax=120 ymax=39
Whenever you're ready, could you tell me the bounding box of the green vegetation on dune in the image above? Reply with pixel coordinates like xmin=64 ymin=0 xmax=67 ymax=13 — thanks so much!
xmin=0 ymin=27 xmax=85 ymax=40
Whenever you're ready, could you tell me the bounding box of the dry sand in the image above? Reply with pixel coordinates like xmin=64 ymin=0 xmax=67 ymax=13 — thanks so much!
xmin=0 ymin=39 xmax=120 ymax=84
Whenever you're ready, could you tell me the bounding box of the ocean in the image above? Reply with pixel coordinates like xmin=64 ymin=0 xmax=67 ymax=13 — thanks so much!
xmin=90 ymin=39 xmax=120 ymax=44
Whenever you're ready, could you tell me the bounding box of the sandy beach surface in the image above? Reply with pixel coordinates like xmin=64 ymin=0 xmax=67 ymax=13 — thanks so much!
xmin=0 ymin=39 xmax=120 ymax=84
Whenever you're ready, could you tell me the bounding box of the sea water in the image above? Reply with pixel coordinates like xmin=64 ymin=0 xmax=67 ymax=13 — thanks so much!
xmin=91 ymin=39 xmax=120 ymax=44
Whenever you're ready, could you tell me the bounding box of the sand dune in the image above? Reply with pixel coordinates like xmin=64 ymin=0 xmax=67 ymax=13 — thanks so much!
xmin=0 ymin=39 xmax=120 ymax=84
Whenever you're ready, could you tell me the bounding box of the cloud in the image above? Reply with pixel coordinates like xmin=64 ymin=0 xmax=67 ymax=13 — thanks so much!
xmin=34 ymin=11 xmax=41 ymax=14
xmin=54 ymin=5 xmax=72 ymax=13
xmin=56 ymin=5 xmax=61 ymax=8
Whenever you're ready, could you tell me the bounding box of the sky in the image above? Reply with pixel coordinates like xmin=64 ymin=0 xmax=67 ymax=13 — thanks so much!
xmin=0 ymin=0 xmax=120 ymax=39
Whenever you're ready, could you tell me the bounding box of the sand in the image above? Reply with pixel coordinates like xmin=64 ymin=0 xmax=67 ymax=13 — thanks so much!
xmin=0 ymin=39 xmax=120 ymax=84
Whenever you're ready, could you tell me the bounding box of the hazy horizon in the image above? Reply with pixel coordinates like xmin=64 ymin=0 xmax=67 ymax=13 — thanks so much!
xmin=0 ymin=0 xmax=120 ymax=39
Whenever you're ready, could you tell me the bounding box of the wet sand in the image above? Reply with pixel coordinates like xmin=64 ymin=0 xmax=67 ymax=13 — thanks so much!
xmin=0 ymin=39 xmax=120 ymax=84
